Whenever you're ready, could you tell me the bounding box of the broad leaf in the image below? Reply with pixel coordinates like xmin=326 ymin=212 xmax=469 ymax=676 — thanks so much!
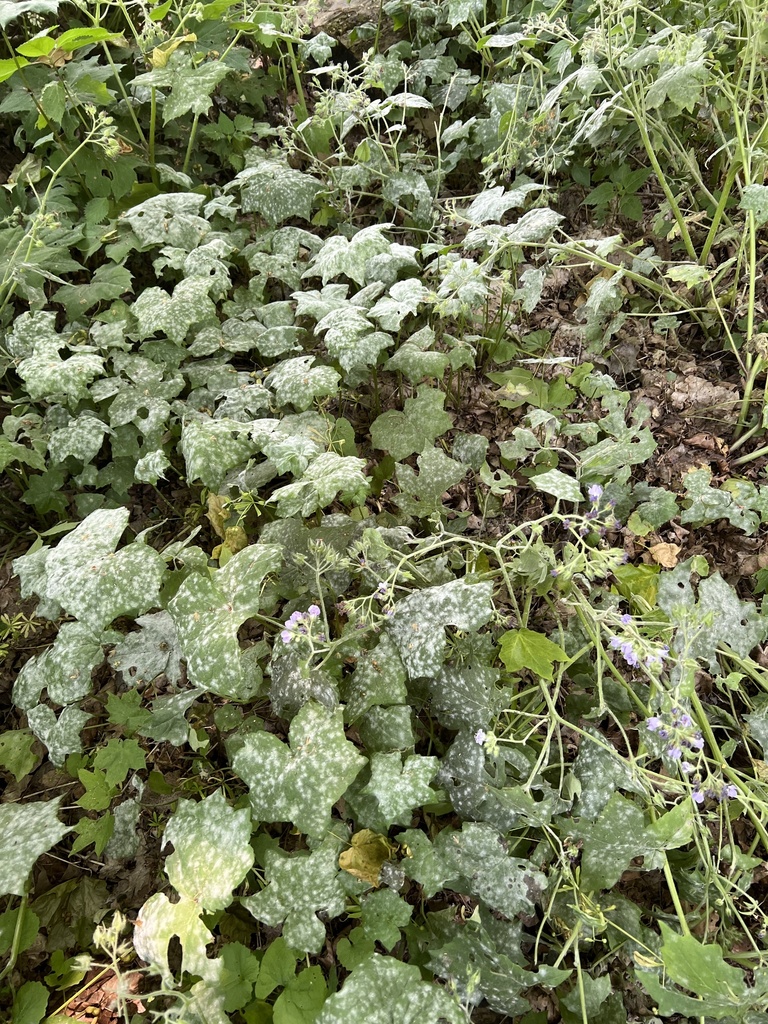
xmin=498 ymin=628 xmax=569 ymax=681
xmin=231 ymin=702 xmax=366 ymax=838
xmin=266 ymin=356 xmax=341 ymax=411
xmin=133 ymin=893 xmax=217 ymax=988
xmin=346 ymin=752 xmax=438 ymax=831
xmin=305 ymin=226 xmax=393 ymax=287
xmin=268 ymin=453 xmax=370 ymax=517
xmin=370 ymin=387 xmax=454 ymax=462
xmin=0 ymin=798 xmax=70 ymax=896
xmin=230 ymin=158 xmax=321 ymax=226
xmin=13 ymin=622 xmax=105 ymax=709
xmin=181 ymin=416 xmax=255 ymax=490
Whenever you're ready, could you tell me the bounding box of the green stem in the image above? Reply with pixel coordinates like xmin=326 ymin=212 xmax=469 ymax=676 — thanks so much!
xmin=183 ymin=112 xmax=200 ymax=177
xmin=0 ymin=895 xmax=27 ymax=983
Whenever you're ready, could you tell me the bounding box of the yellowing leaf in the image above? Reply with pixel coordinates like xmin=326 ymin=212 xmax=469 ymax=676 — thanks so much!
xmin=498 ymin=628 xmax=568 ymax=680
xmin=339 ymin=830 xmax=399 ymax=887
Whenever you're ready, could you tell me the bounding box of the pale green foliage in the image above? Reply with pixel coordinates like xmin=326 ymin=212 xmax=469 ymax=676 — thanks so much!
xmin=119 ymin=193 xmax=210 ymax=249
xmin=242 ymin=834 xmax=346 ymax=952
xmin=388 ymin=579 xmax=494 ymax=677
xmin=229 ymin=158 xmax=321 ymax=225
xmin=26 ymin=704 xmax=92 ymax=766
xmin=0 ymin=798 xmax=70 ymax=896
xmin=266 ymin=356 xmax=341 ymax=410
xmin=164 ymin=791 xmax=254 ymax=912
xmin=13 ymin=621 xmax=106 ymax=709
xmin=306 ymin=226 xmax=393 ymax=286
xmin=180 ymin=416 xmax=255 ymax=489
xmin=346 ymin=752 xmax=439 ymax=831
xmin=134 ymin=893 xmax=217 ymax=989
xmin=370 ymin=386 xmax=453 ymax=461
xmin=268 ymin=452 xmax=370 ymax=517
xmin=231 ymin=701 xmax=366 ymax=838
xmin=108 ymin=611 xmax=184 ymax=687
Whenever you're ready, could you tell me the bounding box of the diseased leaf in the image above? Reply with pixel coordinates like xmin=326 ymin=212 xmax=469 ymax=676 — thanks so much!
xmin=242 ymin=835 xmax=346 ymax=953
xmin=269 ymin=452 xmax=370 ymax=518
xmin=359 ymin=890 xmax=413 ymax=951
xmin=305 ymin=226 xmax=393 ymax=287
xmin=346 ymin=752 xmax=438 ymax=831
xmin=181 ymin=416 xmax=255 ymax=490
xmin=13 ymin=622 xmax=105 ymax=709
xmin=229 ymin=158 xmax=321 ymax=226
xmin=164 ymin=791 xmax=254 ymax=912
xmin=108 ymin=611 xmax=184 ymax=687
xmin=315 ymin=953 xmax=463 ymax=1024
xmin=0 ymin=798 xmax=70 ymax=896
xmin=266 ymin=356 xmax=341 ymax=411
xmin=26 ymin=704 xmax=91 ymax=766
xmin=370 ymin=387 xmax=454 ymax=461
xmin=231 ymin=702 xmax=366 ymax=838
xmin=133 ymin=893 xmax=217 ymax=989
xmin=119 ymin=193 xmax=209 ymax=249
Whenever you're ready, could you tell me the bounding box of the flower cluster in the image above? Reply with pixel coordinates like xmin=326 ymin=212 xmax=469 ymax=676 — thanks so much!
xmin=646 ymin=707 xmax=703 ymax=760
xmin=280 ymin=604 xmax=323 ymax=644
xmin=607 ymin=614 xmax=669 ymax=669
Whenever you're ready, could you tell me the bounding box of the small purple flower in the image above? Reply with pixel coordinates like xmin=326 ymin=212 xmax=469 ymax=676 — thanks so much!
xmin=646 ymin=716 xmax=662 ymax=732
xmin=474 ymin=729 xmax=487 ymax=746
xmin=307 ymin=604 xmax=321 ymax=618
xmin=288 ymin=610 xmax=303 ymax=625
xmin=691 ymin=734 xmax=704 ymax=750
xmin=620 ymin=613 xmax=632 ymax=625
xmin=588 ymin=484 xmax=603 ymax=503
xmin=692 ymin=790 xmax=705 ymax=805
xmin=667 ymin=746 xmax=682 ymax=760
xmin=550 ymin=569 xmax=559 ymax=577
xmin=657 ymin=728 xmax=669 ymax=740
xmin=376 ymin=581 xmax=388 ymax=594
xmin=610 ymin=636 xmax=622 ymax=649
xmin=384 ymin=608 xmax=394 ymax=617
xmin=585 ymin=509 xmax=598 ymax=520
xmin=723 ymin=784 xmax=738 ymax=800
xmin=280 ymin=629 xmax=293 ymax=644
xmin=563 ymin=519 xmax=572 ymax=530
xmin=681 ymin=761 xmax=694 ymax=774
xmin=620 ymin=641 xmax=639 ymax=667
xmin=676 ymin=713 xmax=693 ymax=728
xmin=608 ymin=498 xmax=617 ymax=508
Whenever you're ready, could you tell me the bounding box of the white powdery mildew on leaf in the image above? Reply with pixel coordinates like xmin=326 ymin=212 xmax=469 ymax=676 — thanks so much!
xmin=442 ymin=822 xmax=547 ymax=919
xmin=134 ymin=892 xmax=217 ymax=989
xmin=573 ymin=792 xmax=655 ymax=892
xmin=231 ymin=701 xmax=366 ymax=838
xmin=315 ymin=954 xmax=463 ymax=1024
xmin=48 ymin=414 xmax=111 ymax=465
xmin=180 ymin=416 xmax=255 ymax=491
xmin=369 ymin=279 xmax=430 ymax=332
xmin=387 ymin=579 xmax=494 ymax=678
xmin=119 ymin=193 xmax=209 ymax=249
xmin=17 ymin=338 xmax=104 ymax=407
xmin=164 ymin=791 xmax=254 ymax=912
xmin=134 ymin=448 xmax=171 ymax=485
xmin=108 ymin=611 xmax=183 ymax=687
xmin=228 ymin=158 xmax=321 ymax=226
xmin=34 ymin=508 xmax=166 ymax=632
xmin=26 ymin=704 xmax=91 ymax=766
xmin=304 ymin=225 xmax=394 ymax=287
xmin=269 ymin=452 xmax=370 ymax=518
xmin=13 ymin=621 xmax=105 ymax=709
xmin=265 ymin=356 xmax=341 ymax=411
xmin=242 ymin=836 xmax=346 ymax=953
xmin=169 ymin=545 xmax=281 ymax=699
xmin=316 ymin=306 xmax=393 ymax=375
xmin=0 ymin=797 xmax=70 ymax=896
xmin=464 ymin=183 xmax=544 ymax=224
xmin=369 ymin=386 xmax=454 ymax=461
xmin=428 ymin=663 xmax=502 ymax=731
xmin=347 ymin=752 xmax=439 ymax=831
xmin=341 ymin=634 xmax=407 ymax=721
xmin=132 ymin=278 xmax=217 ymax=344
xmin=573 ymin=727 xmax=648 ymax=820
xmin=397 ymin=828 xmax=456 ymax=899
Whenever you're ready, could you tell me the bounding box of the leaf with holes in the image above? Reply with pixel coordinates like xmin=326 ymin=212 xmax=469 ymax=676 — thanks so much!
xmin=168 ymin=544 xmax=281 ymax=699
xmin=315 ymin=953 xmax=463 ymax=1024
xmin=48 ymin=414 xmax=110 ymax=465
xmin=231 ymin=701 xmax=366 ymax=838
xmin=370 ymin=387 xmax=453 ymax=461
xmin=229 ymin=158 xmax=321 ymax=226
xmin=17 ymin=339 xmax=103 ymax=408
xmin=268 ymin=452 xmax=370 ymax=518
xmin=346 ymin=752 xmax=438 ymax=831
xmin=266 ymin=356 xmax=340 ymax=411
xmin=120 ymin=193 xmax=209 ymax=249
xmin=242 ymin=835 xmax=346 ymax=953
xmin=387 ymin=579 xmax=494 ymax=678
xmin=133 ymin=893 xmax=217 ymax=989
xmin=164 ymin=791 xmax=254 ymax=912
xmin=108 ymin=611 xmax=183 ymax=687
xmin=180 ymin=416 xmax=255 ymax=490
xmin=0 ymin=798 xmax=70 ymax=897
xmin=305 ymin=226 xmax=393 ymax=287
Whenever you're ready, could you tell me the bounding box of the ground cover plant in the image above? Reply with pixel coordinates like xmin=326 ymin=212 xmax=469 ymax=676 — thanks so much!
xmin=1 ymin=0 xmax=768 ymax=1021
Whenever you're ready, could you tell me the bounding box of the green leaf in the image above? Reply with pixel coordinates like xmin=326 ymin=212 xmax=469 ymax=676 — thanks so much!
xmin=133 ymin=278 xmax=217 ymax=343
xmin=133 ymin=892 xmax=216 ymax=988
xmin=266 ymin=356 xmax=340 ymax=411
xmin=740 ymin=184 xmax=768 ymax=227
xmin=232 ymin=702 xmax=366 ymax=838
xmin=48 ymin=414 xmax=110 ymax=465
xmin=0 ymin=437 xmax=46 ymax=473
xmin=394 ymin=446 xmax=466 ymax=518
xmin=133 ymin=58 xmax=231 ymax=123
xmin=77 ymin=768 xmax=117 ymax=811
xmin=11 ymin=980 xmax=48 ymax=1024
xmin=269 ymin=453 xmax=370 ymax=518
xmin=305 ymin=226 xmax=393 ymax=287
xmin=359 ymin=890 xmax=412 ymax=951
xmin=368 ymin=279 xmax=430 ymax=331
xmin=0 ymin=798 xmax=70 ymax=896
xmin=15 ymin=508 xmax=166 ymax=632
xmin=0 ymin=730 xmax=37 ymax=782
xmin=274 ymin=966 xmax=328 ymax=1024
xmin=164 ymin=790 xmax=254 ymax=912
xmin=388 ymin=579 xmax=494 ymax=678
xmin=242 ymin=835 xmax=347 ymax=953
xmin=71 ymin=813 xmax=114 ymax=856
xmin=255 ymin=937 xmax=300 ymax=999
xmin=0 ymin=905 xmax=40 ymax=957
xmin=26 ymin=705 xmax=91 ymax=767
xmin=17 ymin=338 xmax=103 ymax=408
xmin=315 ymin=953 xmax=463 ymax=1024
xmin=646 ymin=57 xmax=707 ymax=112
xmin=498 ymin=628 xmax=568 ymax=681
xmin=530 ymin=468 xmax=582 ymax=503
xmin=93 ymin=738 xmax=145 ymax=788
xmin=230 ymin=158 xmax=321 ymax=226
xmin=168 ymin=544 xmax=282 ymax=699
xmin=180 ymin=416 xmax=255 ymax=490
xmin=370 ymin=387 xmax=453 ymax=461
xmin=55 ymin=263 xmax=133 ymax=319
xmin=346 ymin=752 xmax=438 ymax=831
xmin=341 ymin=635 xmax=408 ymax=721
xmin=120 ymin=193 xmax=209 ymax=249
xmin=464 ymin=183 xmax=544 ymax=224
xmin=108 ymin=611 xmax=183 ymax=687
xmin=13 ymin=622 xmax=105 ymax=709
xmin=0 ymin=1 xmax=59 ymax=29
xmin=220 ymin=942 xmax=261 ymax=1012
xmin=572 ymin=792 xmax=655 ymax=891
xmin=444 ymin=822 xmax=546 ymax=918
